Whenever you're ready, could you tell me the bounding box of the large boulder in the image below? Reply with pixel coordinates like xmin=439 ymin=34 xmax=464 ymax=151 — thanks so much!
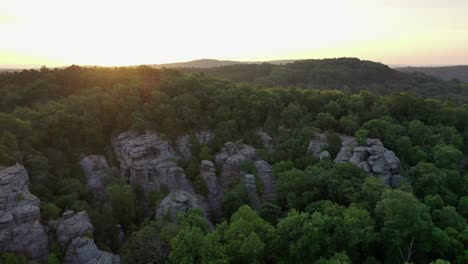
xmin=308 ymin=134 xmax=402 ymax=186
xmin=155 ymin=191 xmax=210 ymax=222
xmin=65 ymin=237 xmax=120 ymax=264
xmin=49 ymin=210 xmax=94 ymax=248
xmin=195 ymin=131 xmax=213 ymax=144
xmin=257 ymin=130 xmax=274 ymax=153
xmin=215 ymin=140 xmax=257 ymax=188
xmin=50 ymin=210 xmax=120 ymax=264
xmin=307 ymin=133 xmax=329 ymax=159
xmin=174 ymin=135 xmax=192 ymax=161
xmin=0 ymin=164 xmax=48 ymax=261
xmin=80 ymin=155 xmax=111 ymax=193
xmin=199 ymin=160 xmax=223 ymax=219
xmin=113 ymin=132 xmax=194 ymax=194
xmin=242 ymin=174 xmax=261 ymax=210
xmin=215 ymin=140 xmax=277 ymax=204
xmin=254 ymin=160 xmax=276 ymax=202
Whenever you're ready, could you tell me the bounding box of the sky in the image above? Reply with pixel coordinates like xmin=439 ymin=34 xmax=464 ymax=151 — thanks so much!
xmin=1 ymin=0 xmax=468 ymax=67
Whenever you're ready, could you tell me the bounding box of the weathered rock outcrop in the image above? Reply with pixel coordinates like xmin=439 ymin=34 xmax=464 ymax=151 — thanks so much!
xmin=0 ymin=164 xmax=48 ymax=261
xmin=307 ymin=133 xmax=329 ymax=159
xmin=254 ymin=160 xmax=276 ymax=202
xmin=49 ymin=210 xmax=93 ymax=248
xmin=257 ymin=130 xmax=274 ymax=153
xmin=65 ymin=237 xmax=120 ymax=264
xmin=242 ymin=174 xmax=261 ymax=209
xmin=113 ymin=132 xmax=194 ymax=194
xmin=80 ymin=155 xmax=111 ymax=193
xmin=195 ymin=131 xmax=213 ymax=145
xmin=200 ymin=160 xmax=223 ymax=219
xmin=50 ymin=210 xmax=119 ymax=264
xmin=308 ymin=134 xmax=402 ymax=186
xmin=155 ymin=191 xmax=209 ymax=222
xmin=214 ymin=140 xmax=277 ymax=208
xmin=175 ymin=135 xmax=192 ymax=161
xmin=215 ymin=140 xmax=257 ymax=188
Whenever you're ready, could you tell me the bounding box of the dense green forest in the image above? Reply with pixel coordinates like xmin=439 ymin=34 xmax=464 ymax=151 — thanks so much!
xmin=181 ymin=58 xmax=468 ymax=103
xmin=1 ymin=63 xmax=468 ymax=264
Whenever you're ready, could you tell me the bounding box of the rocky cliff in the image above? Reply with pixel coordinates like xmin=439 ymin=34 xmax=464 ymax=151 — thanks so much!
xmin=113 ymin=132 xmax=194 ymax=195
xmin=308 ymin=133 xmax=402 ymax=186
xmin=50 ymin=210 xmax=120 ymax=264
xmin=199 ymin=160 xmax=223 ymax=219
xmin=0 ymin=164 xmax=48 ymax=261
xmin=155 ymin=191 xmax=210 ymax=223
xmin=214 ymin=140 xmax=277 ymax=207
xmin=80 ymin=155 xmax=112 ymax=194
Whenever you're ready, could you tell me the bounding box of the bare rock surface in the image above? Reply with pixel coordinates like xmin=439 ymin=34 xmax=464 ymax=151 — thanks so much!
xmin=257 ymin=130 xmax=274 ymax=153
xmin=200 ymin=160 xmax=223 ymax=219
xmin=113 ymin=132 xmax=194 ymax=194
xmin=65 ymin=237 xmax=120 ymax=264
xmin=215 ymin=140 xmax=257 ymax=188
xmin=80 ymin=155 xmax=111 ymax=193
xmin=308 ymin=133 xmax=402 ymax=186
xmin=49 ymin=210 xmax=94 ymax=248
xmin=51 ymin=210 xmax=120 ymax=264
xmin=0 ymin=164 xmax=48 ymax=261
xmin=155 ymin=191 xmax=210 ymax=222
xmin=254 ymin=160 xmax=276 ymax=202
xmin=242 ymin=174 xmax=261 ymax=209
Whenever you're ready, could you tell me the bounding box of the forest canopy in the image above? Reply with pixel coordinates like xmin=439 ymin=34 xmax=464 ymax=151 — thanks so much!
xmin=0 ymin=63 xmax=468 ymax=263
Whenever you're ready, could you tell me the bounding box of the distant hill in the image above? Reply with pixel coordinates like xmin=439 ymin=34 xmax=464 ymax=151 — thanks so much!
xmin=179 ymin=57 xmax=468 ymax=103
xmin=396 ymin=66 xmax=468 ymax=82
xmin=150 ymin=59 xmax=299 ymax=69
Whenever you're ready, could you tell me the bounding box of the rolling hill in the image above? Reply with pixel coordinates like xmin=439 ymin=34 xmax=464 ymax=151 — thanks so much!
xmin=396 ymin=65 xmax=468 ymax=82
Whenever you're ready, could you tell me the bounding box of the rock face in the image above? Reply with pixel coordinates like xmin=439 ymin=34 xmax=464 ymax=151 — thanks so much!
xmin=50 ymin=210 xmax=119 ymax=264
xmin=65 ymin=237 xmax=120 ymax=264
xmin=242 ymin=174 xmax=261 ymax=210
xmin=49 ymin=211 xmax=94 ymax=248
xmin=80 ymin=155 xmax=111 ymax=193
xmin=0 ymin=164 xmax=48 ymax=261
xmin=257 ymin=130 xmax=274 ymax=153
xmin=155 ymin=191 xmax=209 ymax=222
xmin=214 ymin=140 xmax=277 ymax=208
xmin=215 ymin=140 xmax=257 ymax=188
xmin=175 ymin=135 xmax=192 ymax=161
xmin=308 ymin=134 xmax=402 ymax=186
xmin=113 ymin=132 xmax=194 ymax=194
xmin=254 ymin=160 xmax=276 ymax=202
xmin=307 ymin=134 xmax=329 ymax=159
xmin=195 ymin=131 xmax=213 ymax=144
xmin=199 ymin=160 xmax=223 ymax=219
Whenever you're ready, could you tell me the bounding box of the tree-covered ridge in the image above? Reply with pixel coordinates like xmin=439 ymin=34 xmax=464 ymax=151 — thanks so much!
xmin=181 ymin=58 xmax=468 ymax=103
xmin=0 ymin=65 xmax=467 ymax=263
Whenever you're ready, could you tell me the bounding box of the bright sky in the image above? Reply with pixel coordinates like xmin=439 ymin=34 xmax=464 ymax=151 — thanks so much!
xmin=1 ymin=0 xmax=468 ymax=67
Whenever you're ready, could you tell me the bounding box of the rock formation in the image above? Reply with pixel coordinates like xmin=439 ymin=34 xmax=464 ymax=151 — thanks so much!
xmin=0 ymin=164 xmax=48 ymax=261
xmin=308 ymin=133 xmax=402 ymax=186
xmin=257 ymin=130 xmax=274 ymax=153
xmin=65 ymin=237 xmax=120 ymax=264
xmin=254 ymin=160 xmax=276 ymax=202
xmin=195 ymin=131 xmax=213 ymax=144
xmin=199 ymin=160 xmax=223 ymax=219
xmin=215 ymin=140 xmax=257 ymax=188
xmin=50 ymin=210 xmax=120 ymax=264
xmin=241 ymin=174 xmax=261 ymax=209
xmin=155 ymin=191 xmax=210 ymax=222
xmin=214 ymin=140 xmax=277 ymax=208
xmin=80 ymin=155 xmax=111 ymax=193
xmin=175 ymin=135 xmax=192 ymax=161
xmin=113 ymin=132 xmax=194 ymax=194
xmin=307 ymin=133 xmax=329 ymax=159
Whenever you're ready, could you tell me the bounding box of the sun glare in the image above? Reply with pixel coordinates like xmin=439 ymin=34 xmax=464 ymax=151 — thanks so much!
xmin=1 ymin=0 xmax=468 ymax=66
